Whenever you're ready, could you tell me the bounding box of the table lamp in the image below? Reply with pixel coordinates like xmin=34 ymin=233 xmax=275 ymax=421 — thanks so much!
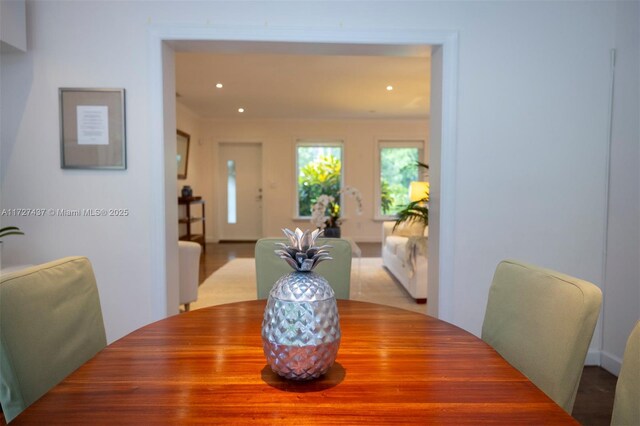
xmin=409 ymin=181 xmax=430 ymax=202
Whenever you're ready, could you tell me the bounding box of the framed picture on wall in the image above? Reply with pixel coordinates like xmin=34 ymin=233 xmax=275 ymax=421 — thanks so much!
xmin=59 ymin=88 xmax=126 ymax=169
xmin=177 ymin=129 xmax=190 ymax=179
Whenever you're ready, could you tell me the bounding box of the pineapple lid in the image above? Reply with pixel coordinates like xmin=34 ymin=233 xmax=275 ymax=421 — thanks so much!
xmin=275 ymin=228 xmax=332 ymax=272
xmin=269 ymin=228 xmax=336 ymax=302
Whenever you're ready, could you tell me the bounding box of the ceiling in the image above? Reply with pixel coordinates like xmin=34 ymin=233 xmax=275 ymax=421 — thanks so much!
xmin=174 ymin=41 xmax=431 ymax=120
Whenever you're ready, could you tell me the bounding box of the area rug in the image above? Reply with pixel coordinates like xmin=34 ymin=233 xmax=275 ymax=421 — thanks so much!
xmin=190 ymin=257 xmax=427 ymax=314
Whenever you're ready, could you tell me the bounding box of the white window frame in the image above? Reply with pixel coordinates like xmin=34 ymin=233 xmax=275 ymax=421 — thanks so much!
xmin=294 ymin=140 xmax=344 ymax=219
xmin=374 ymin=139 xmax=426 ymax=221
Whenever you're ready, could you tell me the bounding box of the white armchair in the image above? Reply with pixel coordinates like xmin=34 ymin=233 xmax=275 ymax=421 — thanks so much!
xmin=179 ymin=241 xmax=202 ymax=312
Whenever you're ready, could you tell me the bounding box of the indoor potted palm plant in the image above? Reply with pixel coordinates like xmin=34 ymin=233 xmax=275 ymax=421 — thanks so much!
xmin=393 ymin=162 xmax=429 ymax=231
xmin=0 ymin=226 xmax=24 ymax=242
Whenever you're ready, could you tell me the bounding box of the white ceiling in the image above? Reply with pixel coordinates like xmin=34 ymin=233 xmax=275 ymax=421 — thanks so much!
xmin=174 ymin=41 xmax=431 ymax=120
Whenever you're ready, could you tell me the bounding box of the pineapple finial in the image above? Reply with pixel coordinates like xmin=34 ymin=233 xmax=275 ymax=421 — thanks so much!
xmin=275 ymin=228 xmax=332 ymax=272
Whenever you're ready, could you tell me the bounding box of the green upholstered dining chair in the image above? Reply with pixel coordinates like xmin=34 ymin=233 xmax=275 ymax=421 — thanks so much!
xmin=611 ymin=321 xmax=640 ymax=426
xmin=481 ymin=259 xmax=602 ymax=414
xmin=0 ymin=256 xmax=107 ymax=422
xmin=255 ymin=237 xmax=352 ymax=300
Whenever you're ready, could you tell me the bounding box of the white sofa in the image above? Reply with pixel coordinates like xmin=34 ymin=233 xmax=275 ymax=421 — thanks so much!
xmin=381 ymin=221 xmax=428 ymax=303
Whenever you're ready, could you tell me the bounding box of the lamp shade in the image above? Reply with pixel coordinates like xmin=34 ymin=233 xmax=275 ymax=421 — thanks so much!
xmin=409 ymin=181 xmax=430 ymax=202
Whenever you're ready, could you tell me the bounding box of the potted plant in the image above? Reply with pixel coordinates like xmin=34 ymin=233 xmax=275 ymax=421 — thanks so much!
xmin=0 ymin=226 xmax=24 ymax=242
xmin=393 ymin=198 xmax=429 ymax=232
xmin=310 ymin=186 xmax=363 ymax=237
xmin=394 ymin=162 xmax=429 ymax=232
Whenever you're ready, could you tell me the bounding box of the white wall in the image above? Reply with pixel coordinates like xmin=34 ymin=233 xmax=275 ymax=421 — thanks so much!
xmin=1 ymin=1 xmax=637 ymax=361
xmin=0 ymin=0 xmax=27 ymax=52
xmin=444 ymin=3 xmax=614 ymax=351
xmin=178 ymin=116 xmax=428 ymax=243
xmin=1 ymin=1 xmax=157 ymax=342
xmin=601 ymin=0 xmax=640 ymax=375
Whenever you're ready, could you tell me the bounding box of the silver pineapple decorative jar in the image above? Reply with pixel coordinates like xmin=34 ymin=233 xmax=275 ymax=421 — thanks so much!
xmin=261 ymin=228 xmax=341 ymax=380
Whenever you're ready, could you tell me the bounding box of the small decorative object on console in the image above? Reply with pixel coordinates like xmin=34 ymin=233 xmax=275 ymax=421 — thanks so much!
xmin=181 ymin=185 xmax=193 ymax=198
xmin=261 ymin=228 xmax=341 ymax=380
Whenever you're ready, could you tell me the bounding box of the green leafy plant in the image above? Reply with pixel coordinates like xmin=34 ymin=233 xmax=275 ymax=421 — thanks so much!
xmin=0 ymin=226 xmax=24 ymax=242
xmin=380 ymin=180 xmax=394 ymax=214
xmin=394 ymin=162 xmax=429 ymax=231
xmin=393 ymin=201 xmax=429 ymax=231
xmin=379 ymin=147 xmax=422 ymax=215
xmin=416 ymin=161 xmax=429 ymax=173
xmin=298 ymin=154 xmax=342 ymax=216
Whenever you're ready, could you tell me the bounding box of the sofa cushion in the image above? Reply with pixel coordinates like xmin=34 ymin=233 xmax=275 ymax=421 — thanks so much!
xmin=385 ymin=235 xmax=408 ymax=255
xmin=394 ymin=221 xmax=426 ymax=237
xmin=396 ymin=243 xmax=409 ymax=265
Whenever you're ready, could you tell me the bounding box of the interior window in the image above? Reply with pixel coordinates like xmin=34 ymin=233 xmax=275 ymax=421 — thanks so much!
xmin=296 ymin=142 xmax=343 ymax=217
xmin=377 ymin=141 xmax=425 ymax=217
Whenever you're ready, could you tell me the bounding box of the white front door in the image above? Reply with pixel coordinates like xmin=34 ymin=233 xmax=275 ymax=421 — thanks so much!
xmin=218 ymin=143 xmax=263 ymax=241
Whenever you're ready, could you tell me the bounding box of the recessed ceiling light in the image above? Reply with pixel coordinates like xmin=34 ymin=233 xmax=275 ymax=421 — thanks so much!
xmin=238 ymin=107 xmax=245 ymax=113
xmin=386 ymin=85 xmax=394 ymax=91
xmin=216 ymin=83 xmax=223 ymax=89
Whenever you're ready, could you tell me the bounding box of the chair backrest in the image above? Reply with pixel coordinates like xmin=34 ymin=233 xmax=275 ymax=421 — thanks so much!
xmin=611 ymin=321 xmax=640 ymax=426
xmin=0 ymin=256 xmax=107 ymax=422
xmin=255 ymin=237 xmax=352 ymax=300
xmin=179 ymin=241 xmax=202 ymax=306
xmin=481 ymin=259 xmax=602 ymax=414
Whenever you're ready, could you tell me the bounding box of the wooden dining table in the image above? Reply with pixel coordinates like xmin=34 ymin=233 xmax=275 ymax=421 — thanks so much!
xmin=9 ymin=300 xmax=577 ymax=424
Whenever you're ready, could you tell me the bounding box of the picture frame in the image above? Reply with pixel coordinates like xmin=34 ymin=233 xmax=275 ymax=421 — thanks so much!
xmin=177 ymin=129 xmax=190 ymax=179
xmin=59 ymin=88 xmax=126 ymax=169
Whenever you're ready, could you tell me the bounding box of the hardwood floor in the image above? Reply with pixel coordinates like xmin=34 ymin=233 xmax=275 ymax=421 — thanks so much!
xmin=198 ymin=242 xmax=256 ymax=283
xmin=198 ymin=241 xmax=381 ymax=284
xmin=199 ymin=242 xmax=618 ymax=425
xmin=574 ymin=367 xmax=618 ymax=426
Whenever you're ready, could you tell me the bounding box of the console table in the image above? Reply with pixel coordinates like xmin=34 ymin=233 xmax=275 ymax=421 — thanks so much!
xmin=178 ymin=196 xmax=205 ymax=250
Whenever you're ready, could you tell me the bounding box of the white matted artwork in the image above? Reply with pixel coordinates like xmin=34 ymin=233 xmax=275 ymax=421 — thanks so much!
xmin=59 ymin=88 xmax=126 ymax=169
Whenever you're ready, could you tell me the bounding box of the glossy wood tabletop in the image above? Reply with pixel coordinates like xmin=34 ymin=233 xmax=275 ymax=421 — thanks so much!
xmin=11 ymin=300 xmax=577 ymax=425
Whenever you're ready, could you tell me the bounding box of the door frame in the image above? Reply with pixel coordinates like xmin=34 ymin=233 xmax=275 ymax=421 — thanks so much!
xmin=216 ymin=141 xmax=264 ymax=242
xmin=149 ymin=27 xmax=458 ymax=322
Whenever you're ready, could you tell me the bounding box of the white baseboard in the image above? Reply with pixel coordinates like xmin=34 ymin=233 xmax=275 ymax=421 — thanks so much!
xmin=600 ymin=351 xmax=622 ymax=376
xmin=585 ymin=349 xmax=602 ymax=366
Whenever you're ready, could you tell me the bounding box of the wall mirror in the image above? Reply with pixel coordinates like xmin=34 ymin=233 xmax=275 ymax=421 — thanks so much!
xmin=177 ymin=129 xmax=190 ymax=179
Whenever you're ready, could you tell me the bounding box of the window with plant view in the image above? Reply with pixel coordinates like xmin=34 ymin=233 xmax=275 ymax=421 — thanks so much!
xmin=297 ymin=143 xmax=343 ymax=217
xmin=378 ymin=141 xmax=425 ymax=217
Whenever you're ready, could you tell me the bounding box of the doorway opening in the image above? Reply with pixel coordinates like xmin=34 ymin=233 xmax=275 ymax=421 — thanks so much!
xmin=151 ymin=31 xmax=458 ymax=322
